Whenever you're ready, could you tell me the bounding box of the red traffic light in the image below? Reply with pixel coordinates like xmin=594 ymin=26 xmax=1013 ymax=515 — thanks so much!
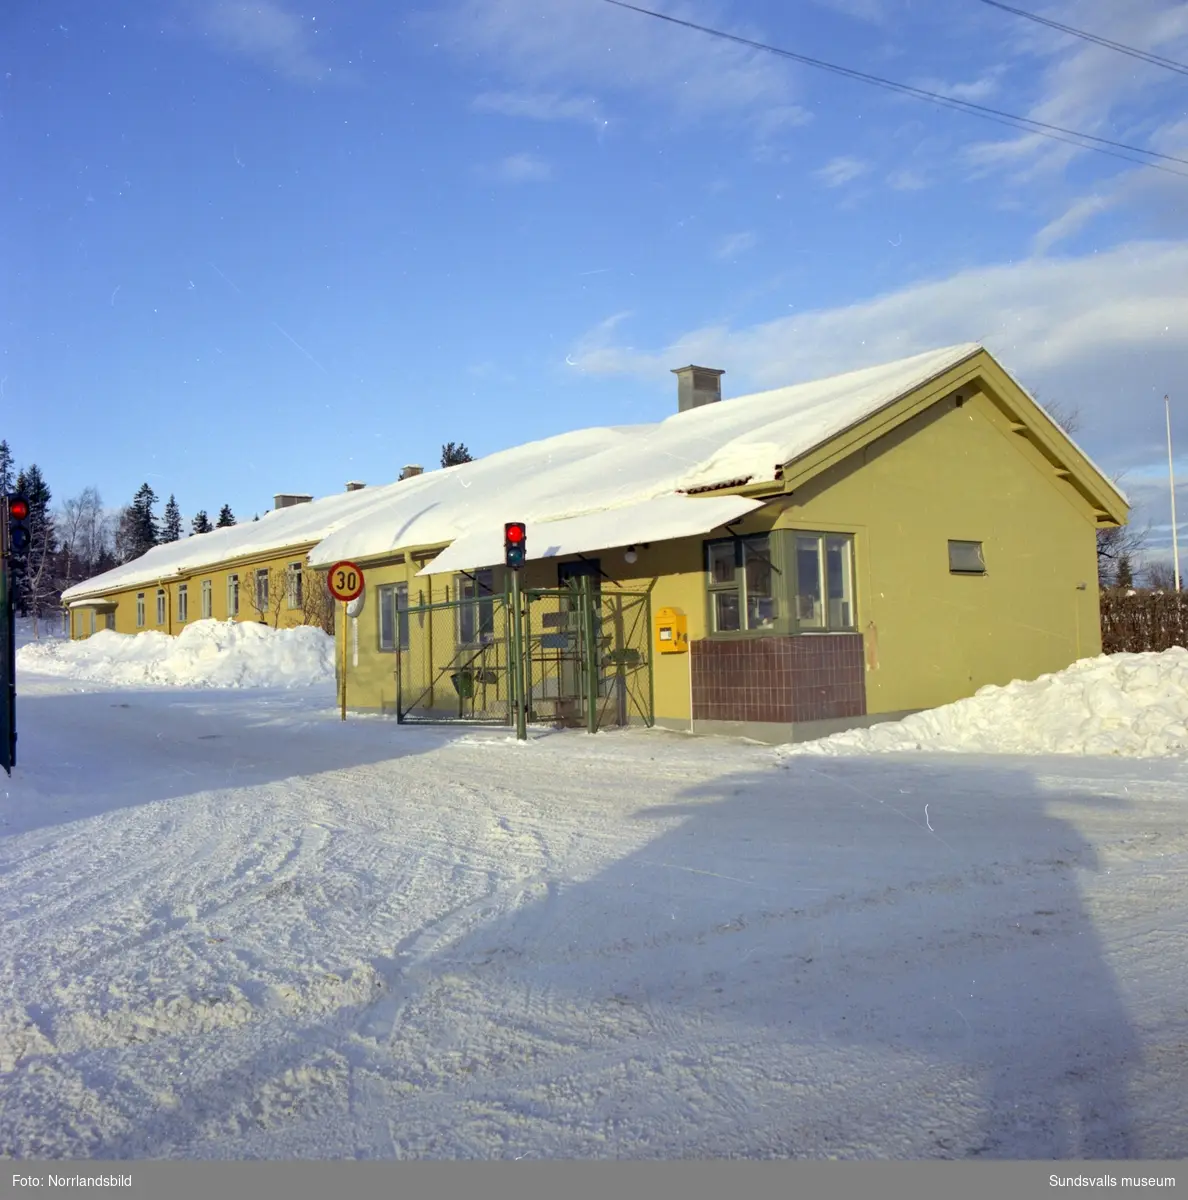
xmin=8 ymin=497 xmax=29 ymax=521
xmin=505 ymin=522 xmax=525 ymax=543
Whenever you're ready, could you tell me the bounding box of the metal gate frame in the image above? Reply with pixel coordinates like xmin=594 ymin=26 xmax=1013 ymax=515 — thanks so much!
xmin=395 ymin=578 xmax=654 ymax=731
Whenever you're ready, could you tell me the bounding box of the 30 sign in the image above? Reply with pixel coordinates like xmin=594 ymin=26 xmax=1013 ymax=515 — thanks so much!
xmin=327 ymin=561 xmax=364 ymax=603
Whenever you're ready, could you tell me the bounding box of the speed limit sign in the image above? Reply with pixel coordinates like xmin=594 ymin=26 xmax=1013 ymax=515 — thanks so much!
xmin=327 ymin=561 xmax=364 ymax=602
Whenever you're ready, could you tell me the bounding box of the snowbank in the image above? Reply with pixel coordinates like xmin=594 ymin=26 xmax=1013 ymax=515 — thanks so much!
xmin=782 ymin=648 xmax=1188 ymax=759
xmin=15 ymin=620 xmax=335 ymax=689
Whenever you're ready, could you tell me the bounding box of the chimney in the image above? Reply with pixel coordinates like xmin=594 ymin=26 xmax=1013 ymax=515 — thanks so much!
xmin=345 ymin=481 xmax=366 ymax=492
xmin=400 ymin=465 xmax=424 ymax=481
xmin=672 ymin=365 xmax=724 ymax=413
xmin=273 ymin=493 xmax=313 ymax=509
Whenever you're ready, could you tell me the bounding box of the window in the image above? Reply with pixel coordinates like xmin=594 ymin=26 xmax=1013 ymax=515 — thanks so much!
xmin=949 ymin=540 xmax=986 ymax=575
xmin=287 ymin=562 xmax=304 ymax=609
xmin=705 ymin=531 xmax=856 ymax=636
xmin=457 ymin=569 xmax=495 ymax=645
xmin=201 ymin=579 xmax=212 ymax=619
xmin=706 ymin=535 xmax=776 ymax=632
xmin=156 ymin=589 xmax=166 ymax=625
xmin=794 ymin=533 xmax=855 ymax=630
xmin=136 ymin=592 xmax=145 ymax=627
xmin=89 ymin=610 xmax=96 ymax=636
xmin=105 ymin=611 xmax=115 ymax=631
xmin=177 ymin=583 xmax=188 ymax=624
xmin=227 ymin=574 xmax=239 ymax=617
xmin=377 ymin=582 xmax=409 ymax=651
xmin=255 ymin=568 xmax=269 ymax=610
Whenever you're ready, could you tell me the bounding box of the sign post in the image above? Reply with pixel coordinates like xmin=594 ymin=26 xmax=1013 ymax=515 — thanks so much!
xmin=326 ymin=561 xmax=365 ymax=722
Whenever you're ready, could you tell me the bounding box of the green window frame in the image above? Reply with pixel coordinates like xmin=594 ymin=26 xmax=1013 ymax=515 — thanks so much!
xmin=377 ymin=582 xmax=409 ymax=651
xmin=457 ymin=569 xmax=496 ymax=647
xmin=705 ymin=530 xmax=857 ymax=637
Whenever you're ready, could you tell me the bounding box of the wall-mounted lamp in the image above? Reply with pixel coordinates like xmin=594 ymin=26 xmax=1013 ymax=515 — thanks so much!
xmin=624 ymin=546 xmax=638 ymax=564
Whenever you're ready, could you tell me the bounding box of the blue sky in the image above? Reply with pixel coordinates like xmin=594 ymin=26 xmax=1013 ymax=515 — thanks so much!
xmin=3 ymin=0 xmax=1188 ymax=553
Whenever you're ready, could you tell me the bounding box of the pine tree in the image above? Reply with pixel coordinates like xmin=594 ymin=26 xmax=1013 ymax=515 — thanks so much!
xmin=216 ymin=504 xmax=236 ymax=528
xmin=1116 ymin=554 xmax=1134 ymax=591
xmin=12 ymin=464 xmax=56 ymax=623
xmin=191 ymin=510 xmax=213 ymax=535
xmin=441 ymin=441 xmax=473 ymax=468
xmin=0 ymin=439 xmax=14 ymax=494
xmin=127 ymin=483 xmax=159 ymax=559
xmin=161 ymin=494 xmax=182 ymax=542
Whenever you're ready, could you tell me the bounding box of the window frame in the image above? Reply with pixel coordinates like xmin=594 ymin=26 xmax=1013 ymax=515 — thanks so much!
xmin=255 ymin=568 xmax=270 ymax=611
xmin=155 ymin=588 xmax=166 ymax=625
xmin=704 ymin=529 xmax=857 ymax=638
xmin=227 ymin=573 xmax=239 ymax=617
xmin=201 ymin=579 xmax=212 ymax=619
xmin=286 ymin=562 xmax=304 ymax=609
xmin=136 ymin=592 xmax=145 ymax=628
xmin=377 ymin=581 xmax=410 ymax=652
xmin=456 ymin=569 xmax=496 ymax=647
xmin=177 ymin=583 xmax=188 ymax=624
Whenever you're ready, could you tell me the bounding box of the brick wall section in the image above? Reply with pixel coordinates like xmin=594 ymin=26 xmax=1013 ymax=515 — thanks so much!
xmin=690 ymin=634 xmax=866 ymax=724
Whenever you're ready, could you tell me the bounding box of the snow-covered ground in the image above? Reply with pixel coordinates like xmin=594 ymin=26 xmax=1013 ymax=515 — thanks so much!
xmin=2 ymin=637 xmax=1187 ymax=1159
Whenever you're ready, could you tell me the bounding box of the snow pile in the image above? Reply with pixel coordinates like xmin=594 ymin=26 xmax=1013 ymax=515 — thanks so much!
xmin=16 ymin=619 xmax=335 ymax=689
xmin=783 ymin=648 xmax=1188 ymax=759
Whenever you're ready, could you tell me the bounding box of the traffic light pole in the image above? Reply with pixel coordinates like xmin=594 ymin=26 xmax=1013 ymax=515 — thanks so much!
xmin=509 ymin=567 xmax=527 ymax=741
xmin=1 ymin=534 xmax=14 ymax=776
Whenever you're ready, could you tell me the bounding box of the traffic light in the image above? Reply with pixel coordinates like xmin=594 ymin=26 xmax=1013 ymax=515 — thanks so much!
xmin=504 ymin=521 xmax=527 ymax=570
xmin=5 ymin=494 xmax=30 ymax=555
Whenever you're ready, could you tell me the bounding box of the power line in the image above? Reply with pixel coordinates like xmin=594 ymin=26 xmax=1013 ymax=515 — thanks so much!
xmin=976 ymin=0 xmax=1188 ymax=79
xmin=602 ymin=0 xmax=1188 ymax=178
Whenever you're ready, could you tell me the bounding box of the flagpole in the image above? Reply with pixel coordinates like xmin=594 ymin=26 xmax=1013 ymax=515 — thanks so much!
xmin=1167 ymin=394 xmax=1181 ymax=592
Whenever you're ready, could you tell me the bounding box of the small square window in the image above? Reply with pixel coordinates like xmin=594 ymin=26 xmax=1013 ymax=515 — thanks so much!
xmin=949 ymin=540 xmax=986 ymax=575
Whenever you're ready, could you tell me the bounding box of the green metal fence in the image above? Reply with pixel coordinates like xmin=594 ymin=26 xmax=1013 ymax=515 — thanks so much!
xmin=395 ymin=579 xmax=653 ymax=731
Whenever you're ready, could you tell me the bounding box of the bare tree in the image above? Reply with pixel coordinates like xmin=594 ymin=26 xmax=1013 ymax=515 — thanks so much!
xmin=57 ymin=487 xmax=112 ymax=590
xmin=301 ymin=568 xmax=335 ymax=635
xmin=1144 ymin=560 xmax=1177 ymax=591
xmin=241 ymin=565 xmax=290 ymax=627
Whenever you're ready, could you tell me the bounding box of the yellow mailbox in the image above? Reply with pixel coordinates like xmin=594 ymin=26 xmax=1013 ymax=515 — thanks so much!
xmin=655 ymin=606 xmax=688 ymax=654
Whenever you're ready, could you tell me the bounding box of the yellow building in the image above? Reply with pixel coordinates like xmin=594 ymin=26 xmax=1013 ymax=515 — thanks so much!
xmin=306 ymin=344 xmax=1127 ymax=743
xmin=60 ymin=484 xmax=393 ymax=640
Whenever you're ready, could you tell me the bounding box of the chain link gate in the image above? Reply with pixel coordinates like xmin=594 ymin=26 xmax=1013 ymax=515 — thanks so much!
xmin=395 ymin=578 xmax=653 ymax=731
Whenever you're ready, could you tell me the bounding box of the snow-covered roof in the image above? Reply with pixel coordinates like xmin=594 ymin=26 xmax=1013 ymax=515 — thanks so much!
xmin=312 ymin=343 xmax=984 ymax=569
xmin=420 ymin=493 xmax=765 ymax=577
xmin=60 ymin=486 xmax=407 ymax=602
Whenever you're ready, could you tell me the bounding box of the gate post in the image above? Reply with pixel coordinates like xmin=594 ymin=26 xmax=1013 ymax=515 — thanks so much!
xmin=581 ymin=574 xmax=598 ymax=734
xmin=510 ymin=569 xmax=528 ymax=741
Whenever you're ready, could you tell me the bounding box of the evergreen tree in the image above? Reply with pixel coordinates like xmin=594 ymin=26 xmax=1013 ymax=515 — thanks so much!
xmin=1116 ymin=554 xmax=1134 ymax=591
xmin=12 ymin=464 xmax=56 ymax=620
xmin=216 ymin=504 xmax=236 ymax=528
xmin=191 ymin=509 xmax=213 ymax=535
xmin=0 ymin=439 xmax=14 ymax=494
xmin=441 ymin=441 xmax=473 ymax=468
xmin=126 ymin=483 xmax=159 ymax=559
xmin=161 ymin=494 xmax=182 ymax=542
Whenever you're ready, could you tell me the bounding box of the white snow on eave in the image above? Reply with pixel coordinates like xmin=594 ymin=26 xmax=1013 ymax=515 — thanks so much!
xmin=311 ymin=344 xmax=986 ymax=568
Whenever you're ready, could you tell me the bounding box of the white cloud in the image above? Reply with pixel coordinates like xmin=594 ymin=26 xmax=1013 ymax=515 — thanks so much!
xmin=191 ymin=0 xmax=335 ymax=83
xmin=473 ymin=90 xmax=607 ymax=129
xmin=1031 ymin=193 xmax=1116 ymax=254
xmin=912 ymin=71 xmax=1003 ymax=103
xmin=564 ymin=240 xmax=1188 ymax=491
xmin=715 ymin=232 xmax=758 ymax=260
xmin=814 ymin=156 xmax=869 ymax=187
xmin=438 ymin=0 xmax=808 ymax=136
xmin=887 ymin=168 xmax=928 ymax=191
xmin=490 ymin=153 xmax=552 ymax=183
